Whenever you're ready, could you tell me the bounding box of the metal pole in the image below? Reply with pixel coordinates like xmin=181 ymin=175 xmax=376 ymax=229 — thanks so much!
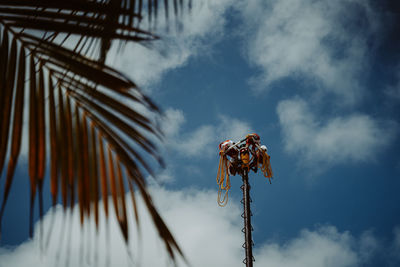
xmin=241 ymin=169 xmax=254 ymax=267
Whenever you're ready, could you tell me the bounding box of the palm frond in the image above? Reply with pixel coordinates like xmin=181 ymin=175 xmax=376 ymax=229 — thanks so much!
xmin=0 ymin=0 xmax=191 ymax=263
xmin=0 ymin=41 xmax=25 ymax=225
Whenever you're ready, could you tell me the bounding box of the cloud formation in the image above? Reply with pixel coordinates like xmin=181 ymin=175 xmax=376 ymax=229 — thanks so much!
xmin=0 ymin=186 xmax=398 ymax=267
xmin=256 ymin=226 xmax=359 ymax=267
xmin=110 ymin=0 xmax=234 ymax=89
xmin=236 ymin=0 xmax=400 ymax=171
xmin=241 ymin=0 xmax=377 ymax=104
xmin=391 ymin=227 xmax=400 ymax=262
xmin=276 ymin=98 xmax=397 ymax=168
xmin=161 ymin=108 xmax=253 ymax=158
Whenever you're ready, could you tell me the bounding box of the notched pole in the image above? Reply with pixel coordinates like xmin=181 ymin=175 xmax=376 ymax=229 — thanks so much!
xmin=217 ymin=134 xmax=273 ymax=267
xmin=241 ymin=168 xmax=254 ymax=267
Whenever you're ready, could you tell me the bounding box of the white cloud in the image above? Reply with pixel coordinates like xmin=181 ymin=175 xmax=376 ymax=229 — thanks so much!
xmin=0 ymin=186 xmax=396 ymax=267
xmin=241 ymin=0 xmax=378 ymax=104
xmin=358 ymin=230 xmax=380 ymax=264
xmin=277 ymin=98 xmax=398 ymax=168
xmin=161 ymin=108 xmax=253 ymax=158
xmin=392 ymin=227 xmax=400 ymax=261
xmin=255 ymin=226 xmax=358 ymax=267
xmin=173 ymin=125 xmax=216 ymax=157
xmin=161 ymin=108 xmax=186 ymax=137
xmin=109 ymin=0 xmax=234 ymax=89
xmin=161 ymin=108 xmax=215 ymax=157
xmin=217 ymin=115 xmax=254 ymax=142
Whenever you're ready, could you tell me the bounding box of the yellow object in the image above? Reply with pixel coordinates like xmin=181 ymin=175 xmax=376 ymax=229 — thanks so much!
xmin=216 ymin=152 xmax=231 ymax=207
xmin=240 ymin=150 xmax=250 ymax=169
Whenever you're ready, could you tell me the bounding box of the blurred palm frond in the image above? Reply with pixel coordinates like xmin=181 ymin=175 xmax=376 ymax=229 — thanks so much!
xmin=0 ymin=0 xmax=191 ymax=262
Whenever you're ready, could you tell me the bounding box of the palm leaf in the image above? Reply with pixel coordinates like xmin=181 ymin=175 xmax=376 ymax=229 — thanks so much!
xmin=0 ymin=31 xmax=11 ymax=177
xmin=0 ymin=44 xmax=25 ymax=230
xmin=48 ymin=73 xmax=59 ymax=206
xmin=57 ymin=85 xmax=68 ymax=209
xmin=28 ymin=55 xmax=38 ymax=238
xmin=0 ymin=0 xmax=191 ymax=263
xmin=89 ymin=121 xmax=100 ymax=230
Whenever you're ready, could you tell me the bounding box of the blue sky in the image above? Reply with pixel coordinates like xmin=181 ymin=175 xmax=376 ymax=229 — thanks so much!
xmin=1 ymin=0 xmax=400 ymax=266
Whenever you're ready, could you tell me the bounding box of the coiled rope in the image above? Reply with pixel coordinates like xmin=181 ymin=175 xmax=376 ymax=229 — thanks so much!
xmin=216 ymin=152 xmax=230 ymax=207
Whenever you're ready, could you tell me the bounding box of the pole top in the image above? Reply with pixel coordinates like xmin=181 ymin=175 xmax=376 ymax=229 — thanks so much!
xmin=216 ymin=133 xmax=273 ymax=207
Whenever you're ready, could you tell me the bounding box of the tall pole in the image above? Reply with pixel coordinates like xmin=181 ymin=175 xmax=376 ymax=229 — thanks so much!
xmin=217 ymin=134 xmax=273 ymax=266
xmin=241 ymin=168 xmax=254 ymax=267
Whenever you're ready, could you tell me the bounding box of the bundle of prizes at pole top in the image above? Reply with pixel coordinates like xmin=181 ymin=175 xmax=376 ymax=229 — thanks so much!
xmin=216 ymin=133 xmax=273 ymax=207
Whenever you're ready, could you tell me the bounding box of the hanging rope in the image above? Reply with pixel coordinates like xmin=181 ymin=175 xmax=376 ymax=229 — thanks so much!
xmin=216 ymin=152 xmax=230 ymax=207
xmin=258 ymin=145 xmax=273 ymax=183
xmin=216 ymin=140 xmax=234 ymax=207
